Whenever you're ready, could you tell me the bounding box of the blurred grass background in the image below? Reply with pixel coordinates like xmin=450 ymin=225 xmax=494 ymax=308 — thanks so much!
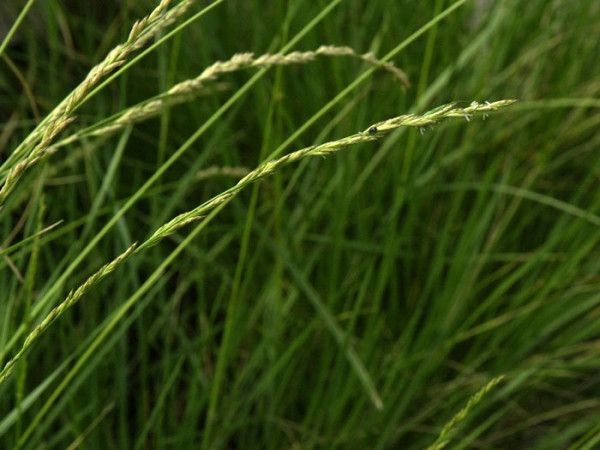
xmin=1 ymin=0 xmax=600 ymax=448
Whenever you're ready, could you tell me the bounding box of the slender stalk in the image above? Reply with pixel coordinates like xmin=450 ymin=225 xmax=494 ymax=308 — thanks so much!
xmin=426 ymin=376 xmax=506 ymax=450
xmin=0 ymin=99 xmax=516 ymax=389
xmin=0 ymin=0 xmax=37 ymax=59
xmin=0 ymin=0 xmax=198 ymax=205
xmin=49 ymin=45 xmax=407 ymax=151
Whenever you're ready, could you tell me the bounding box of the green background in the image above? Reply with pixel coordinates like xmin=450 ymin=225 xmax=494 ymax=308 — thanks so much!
xmin=1 ymin=0 xmax=600 ymax=448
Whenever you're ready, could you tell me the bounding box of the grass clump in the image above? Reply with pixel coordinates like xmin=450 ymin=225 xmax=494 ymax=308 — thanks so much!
xmin=1 ymin=0 xmax=600 ymax=449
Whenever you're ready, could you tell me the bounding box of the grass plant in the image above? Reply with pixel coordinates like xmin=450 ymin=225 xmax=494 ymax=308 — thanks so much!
xmin=1 ymin=0 xmax=599 ymax=448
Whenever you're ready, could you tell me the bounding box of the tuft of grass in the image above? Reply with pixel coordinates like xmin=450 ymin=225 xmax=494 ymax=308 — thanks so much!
xmin=1 ymin=0 xmax=600 ymax=448
xmin=0 ymin=99 xmax=515 ymax=403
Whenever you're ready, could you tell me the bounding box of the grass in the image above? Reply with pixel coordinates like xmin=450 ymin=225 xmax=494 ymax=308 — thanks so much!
xmin=1 ymin=0 xmax=600 ymax=448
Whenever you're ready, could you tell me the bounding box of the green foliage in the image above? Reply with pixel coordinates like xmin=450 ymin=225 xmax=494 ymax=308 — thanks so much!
xmin=1 ymin=0 xmax=599 ymax=448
